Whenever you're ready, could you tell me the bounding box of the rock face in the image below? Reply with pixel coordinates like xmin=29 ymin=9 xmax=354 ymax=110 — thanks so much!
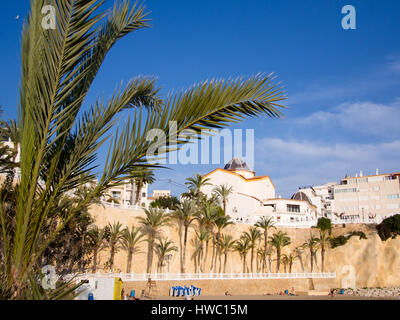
xmin=90 ymin=205 xmax=400 ymax=290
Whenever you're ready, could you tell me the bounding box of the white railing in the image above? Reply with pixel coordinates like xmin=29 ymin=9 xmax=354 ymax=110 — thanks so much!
xmin=101 ymin=201 xmax=145 ymax=211
xmin=331 ymin=216 xmax=382 ymax=225
xmin=74 ymin=272 xmax=336 ymax=282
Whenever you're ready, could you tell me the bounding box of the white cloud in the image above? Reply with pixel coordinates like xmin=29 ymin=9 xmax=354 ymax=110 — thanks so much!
xmin=255 ymin=137 xmax=400 ymax=197
xmin=294 ymin=100 xmax=400 ymax=138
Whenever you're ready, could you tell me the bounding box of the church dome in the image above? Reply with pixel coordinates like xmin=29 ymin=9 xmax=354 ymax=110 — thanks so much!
xmin=224 ymin=158 xmax=251 ymax=171
xmin=291 ymin=191 xmax=311 ymax=203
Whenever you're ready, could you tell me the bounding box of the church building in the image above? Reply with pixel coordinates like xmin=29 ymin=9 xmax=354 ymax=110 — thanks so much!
xmin=200 ymin=158 xmax=318 ymax=227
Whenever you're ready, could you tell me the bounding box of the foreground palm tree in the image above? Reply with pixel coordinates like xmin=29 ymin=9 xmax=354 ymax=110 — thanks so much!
xmin=255 ymin=216 xmax=276 ymax=272
xmin=171 ymin=200 xmax=196 ymax=273
xmin=0 ymin=0 xmax=285 ymax=298
xmin=137 ymin=207 xmax=171 ymax=273
xmin=269 ymin=231 xmax=291 ymax=272
xmin=121 ymin=226 xmax=144 ymax=273
xmin=107 ymin=222 xmax=124 ymax=272
xmin=155 ymin=237 xmax=178 ymax=273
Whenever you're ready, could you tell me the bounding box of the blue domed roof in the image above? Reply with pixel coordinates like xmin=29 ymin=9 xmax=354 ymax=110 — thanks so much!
xmin=224 ymin=158 xmax=251 ymax=171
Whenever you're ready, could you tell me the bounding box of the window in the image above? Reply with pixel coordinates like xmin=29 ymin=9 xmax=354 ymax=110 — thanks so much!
xmin=376 ymin=205 xmax=381 ymax=209
xmin=142 ymin=192 xmax=146 ymax=197
xmin=287 ymin=204 xmax=300 ymax=213
xmin=112 ymin=191 xmax=121 ymax=199
xmin=335 ymin=188 xmax=357 ymax=194
xmin=387 ymin=203 xmax=399 ymax=209
xmin=387 ymin=194 xmax=400 ymax=199
xmin=359 ymin=196 xmax=368 ymax=201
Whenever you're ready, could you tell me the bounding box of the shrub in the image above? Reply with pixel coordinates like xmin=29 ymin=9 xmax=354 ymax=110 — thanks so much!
xmin=376 ymin=214 xmax=400 ymax=241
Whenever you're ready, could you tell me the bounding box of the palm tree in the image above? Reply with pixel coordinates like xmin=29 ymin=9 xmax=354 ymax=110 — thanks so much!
xmin=195 ymin=201 xmax=218 ymax=271
xmin=171 ymin=200 xmax=197 ymax=273
xmin=255 ymin=216 xmax=276 ymax=272
xmin=281 ymin=252 xmax=298 ymax=273
xmin=155 ymin=237 xmax=178 ymax=273
xmin=87 ymin=225 xmax=109 ymax=273
xmin=269 ymin=231 xmax=291 ymax=273
xmin=302 ymin=233 xmax=320 ymax=272
xmin=137 ymin=207 xmax=171 ymax=273
xmin=218 ymin=234 xmax=236 ymax=273
xmin=242 ymin=227 xmax=261 ymax=273
xmin=315 ymin=217 xmax=332 ymax=272
xmin=213 ymin=212 xmax=233 ymax=272
xmin=121 ymin=226 xmax=144 ymax=273
xmin=1 ymin=0 xmax=285 ymax=298
xmin=234 ymin=237 xmax=252 ymax=273
xmin=132 ymin=169 xmax=155 ymax=206
xmin=107 ymin=222 xmax=124 ymax=272
xmin=185 ymin=173 xmax=212 ymax=208
xmin=213 ymin=184 xmax=233 ymax=215
xmin=192 ymin=228 xmax=209 ymax=273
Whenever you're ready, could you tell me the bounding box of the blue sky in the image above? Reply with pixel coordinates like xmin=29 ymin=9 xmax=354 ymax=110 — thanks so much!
xmin=1 ymin=0 xmax=399 ymax=197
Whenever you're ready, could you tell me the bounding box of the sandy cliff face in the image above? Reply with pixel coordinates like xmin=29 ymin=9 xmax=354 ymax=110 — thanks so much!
xmin=89 ymin=205 xmax=400 ymax=288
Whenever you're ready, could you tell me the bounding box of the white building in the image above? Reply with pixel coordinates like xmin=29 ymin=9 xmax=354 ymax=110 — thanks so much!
xmin=152 ymin=189 xmax=171 ymax=199
xmin=200 ymin=158 xmax=318 ymax=227
xmin=103 ymin=179 xmax=150 ymax=209
xmin=296 ymin=170 xmax=400 ymax=224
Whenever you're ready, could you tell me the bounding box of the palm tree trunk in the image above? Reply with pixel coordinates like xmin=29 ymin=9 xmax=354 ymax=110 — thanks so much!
xmin=321 ymin=244 xmax=325 ymax=272
xmin=203 ymin=239 xmax=209 ymax=271
xmin=182 ymin=224 xmax=188 ymax=273
xmin=289 ymin=262 xmax=292 ymax=273
xmin=250 ymin=247 xmax=254 ymax=273
xmin=92 ymin=248 xmax=98 ymax=273
xmin=263 ymin=231 xmax=267 ymax=273
xmin=177 ymin=222 xmax=183 ymax=273
xmin=198 ymin=248 xmax=203 ymax=273
xmin=146 ymin=236 xmax=154 ymax=274
xmin=110 ymin=246 xmax=115 ymax=271
xmin=242 ymin=254 xmax=246 ymax=273
xmin=210 ymin=236 xmax=216 ymax=272
xmin=310 ymin=249 xmax=313 ymax=272
xmin=135 ymin=181 xmax=143 ymax=205
xmin=223 ymin=253 xmax=228 ymax=273
xmin=126 ymin=250 xmax=133 ymax=273
xmin=276 ymin=247 xmax=281 ymax=272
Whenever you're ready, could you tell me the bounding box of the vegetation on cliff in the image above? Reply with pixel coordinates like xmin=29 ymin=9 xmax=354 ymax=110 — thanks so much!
xmin=376 ymin=214 xmax=400 ymax=241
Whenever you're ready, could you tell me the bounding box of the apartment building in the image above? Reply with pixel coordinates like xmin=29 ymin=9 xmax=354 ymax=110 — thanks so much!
xmin=299 ymin=170 xmax=400 ymax=224
xmin=334 ymin=170 xmax=400 ymax=222
xmin=103 ymin=179 xmax=149 ymax=208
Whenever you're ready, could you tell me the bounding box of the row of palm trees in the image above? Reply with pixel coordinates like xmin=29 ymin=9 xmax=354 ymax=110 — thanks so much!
xmin=86 ymin=172 xmax=333 ymax=275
